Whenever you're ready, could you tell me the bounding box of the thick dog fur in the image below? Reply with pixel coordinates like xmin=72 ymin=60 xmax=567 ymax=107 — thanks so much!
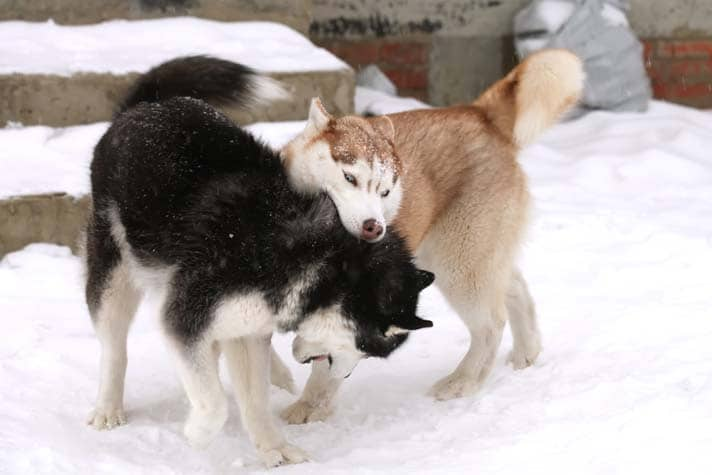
xmin=84 ymin=57 xmax=434 ymax=466
xmin=276 ymin=49 xmax=584 ymax=421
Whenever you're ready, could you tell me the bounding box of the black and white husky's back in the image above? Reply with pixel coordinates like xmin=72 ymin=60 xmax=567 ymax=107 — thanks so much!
xmin=84 ymin=56 xmax=434 ymax=467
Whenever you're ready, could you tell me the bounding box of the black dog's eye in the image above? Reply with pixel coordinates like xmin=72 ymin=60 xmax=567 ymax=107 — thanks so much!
xmin=343 ymin=172 xmax=357 ymax=187
xmin=381 ymin=189 xmax=390 ymax=198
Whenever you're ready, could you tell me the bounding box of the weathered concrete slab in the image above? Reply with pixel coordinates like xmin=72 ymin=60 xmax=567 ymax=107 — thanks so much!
xmin=0 ymin=0 xmax=312 ymax=34
xmin=0 ymin=18 xmax=354 ymax=125
xmin=0 ymin=193 xmax=90 ymax=258
xmin=0 ymin=69 xmax=354 ymax=126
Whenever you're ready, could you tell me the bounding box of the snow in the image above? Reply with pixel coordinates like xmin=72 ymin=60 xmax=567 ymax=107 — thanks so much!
xmin=0 ymin=122 xmax=105 ymax=199
xmin=355 ymin=86 xmax=429 ymax=116
xmin=0 ymin=18 xmax=348 ymax=76
xmin=0 ymin=120 xmax=302 ymax=199
xmin=2 ymin=100 xmax=712 ymax=473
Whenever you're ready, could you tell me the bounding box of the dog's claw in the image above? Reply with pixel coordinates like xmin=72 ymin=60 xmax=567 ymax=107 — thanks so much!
xmin=507 ymin=341 xmax=542 ymax=370
xmin=258 ymin=443 xmax=309 ymax=467
xmin=87 ymin=407 xmax=127 ymax=430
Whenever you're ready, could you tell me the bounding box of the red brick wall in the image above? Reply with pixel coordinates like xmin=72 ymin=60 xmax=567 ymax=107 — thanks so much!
xmin=644 ymin=38 xmax=712 ymax=108
xmin=314 ymin=38 xmax=431 ymax=101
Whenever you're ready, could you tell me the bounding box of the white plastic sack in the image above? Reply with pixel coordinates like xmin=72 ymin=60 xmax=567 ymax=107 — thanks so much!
xmin=515 ymin=0 xmax=651 ymax=116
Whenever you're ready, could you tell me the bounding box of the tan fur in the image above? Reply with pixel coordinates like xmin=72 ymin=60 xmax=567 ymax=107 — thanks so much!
xmin=281 ymin=50 xmax=583 ymax=411
xmin=474 ymin=49 xmax=584 ymax=147
xmin=322 ymin=116 xmax=402 ymax=174
xmin=383 ymin=51 xmax=579 ymax=399
xmin=384 ymin=105 xmax=516 ymax=250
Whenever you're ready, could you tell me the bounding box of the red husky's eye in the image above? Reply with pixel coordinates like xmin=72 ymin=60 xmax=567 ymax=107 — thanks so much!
xmin=381 ymin=189 xmax=390 ymax=198
xmin=343 ymin=172 xmax=358 ymax=187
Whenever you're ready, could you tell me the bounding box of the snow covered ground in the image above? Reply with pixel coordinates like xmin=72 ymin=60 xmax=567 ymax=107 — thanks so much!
xmin=1 ymin=99 xmax=712 ymax=474
xmin=0 ymin=18 xmax=347 ymax=76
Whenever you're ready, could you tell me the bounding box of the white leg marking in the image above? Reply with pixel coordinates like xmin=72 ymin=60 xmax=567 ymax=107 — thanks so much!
xmin=87 ymin=263 xmax=141 ymax=430
xmin=222 ymin=336 xmax=308 ymax=467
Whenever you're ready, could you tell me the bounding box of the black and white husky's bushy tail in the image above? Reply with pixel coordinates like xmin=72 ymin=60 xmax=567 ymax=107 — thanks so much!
xmin=119 ymin=55 xmax=290 ymax=113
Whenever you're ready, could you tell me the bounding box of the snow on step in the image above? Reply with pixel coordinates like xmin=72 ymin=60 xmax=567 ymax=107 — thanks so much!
xmin=0 ymin=18 xmax=347 ymax=76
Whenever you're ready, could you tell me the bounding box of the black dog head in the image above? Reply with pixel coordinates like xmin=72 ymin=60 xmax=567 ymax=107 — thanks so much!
xmin=342 ymin=232 xmax=434 ymax=358
xmin=291 ymin=208 xmax=434 ymax=379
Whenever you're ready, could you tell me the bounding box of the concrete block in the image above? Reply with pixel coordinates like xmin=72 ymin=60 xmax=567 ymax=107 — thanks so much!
xmin=0 ymin=193 xmax=90 ymax=258
xmin=428 ymin=35 xmax=516 ymax=107
xmin=0 ymin=69 xmax=354 ymax=126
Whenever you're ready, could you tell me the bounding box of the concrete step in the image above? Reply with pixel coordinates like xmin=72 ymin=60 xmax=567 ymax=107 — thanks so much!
xmin=0 ymin=120 xmax=306 ymax=258
xmin=0 ymin=193 xmax=90 ymax=258
xmin=0 ymin=18 xmax=354 ymax=126
xmin=0 ymin=0 xmax=311 ymax=34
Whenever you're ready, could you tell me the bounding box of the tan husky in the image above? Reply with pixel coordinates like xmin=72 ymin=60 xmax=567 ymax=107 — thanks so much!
xmin=274 ymin=49 xmax=584 ymax=423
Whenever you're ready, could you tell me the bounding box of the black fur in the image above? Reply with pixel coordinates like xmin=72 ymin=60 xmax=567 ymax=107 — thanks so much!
xmin=86 ymin=58 xmax=433 ymax=358
xmin=119 ymin=55 xmax=263 ymax=114
xmin=84 ymin=211 xmax=120 ymax=316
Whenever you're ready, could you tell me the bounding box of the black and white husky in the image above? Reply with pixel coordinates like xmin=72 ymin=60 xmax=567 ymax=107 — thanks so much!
xmin=84 ymin=57 xmax=434 ymax=466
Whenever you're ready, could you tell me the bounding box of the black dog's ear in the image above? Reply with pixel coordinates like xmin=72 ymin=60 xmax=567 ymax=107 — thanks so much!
xmin=282 ymin=194 xmax=337 ymax=249
xmin=385 ymin=316 xmax=433 ymax=336
xmin=404 ymin=315 xmax=433 ymax=330
xmin=415 ymin=269 xmax=435 ymax=290
xmin=308 ymin=193 xmax=338 ymax=229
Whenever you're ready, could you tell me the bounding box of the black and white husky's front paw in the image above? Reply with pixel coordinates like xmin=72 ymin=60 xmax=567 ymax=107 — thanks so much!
xmin=86 ymin=406 xmax=126 ymax=430
xmin=280 ymin=399 xmax=333 ymax=424
xmin=257 ymin=443 xmax=309 ymax=467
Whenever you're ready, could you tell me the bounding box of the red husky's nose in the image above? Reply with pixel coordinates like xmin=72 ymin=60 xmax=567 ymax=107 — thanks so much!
xmin=361 ymin=219 xmax=384 ymax=241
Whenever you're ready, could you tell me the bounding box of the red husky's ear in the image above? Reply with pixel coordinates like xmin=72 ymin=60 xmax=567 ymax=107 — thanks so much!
xmin=306 ymin=97 xmax=333 ymax=133
xmin=371 ymin=115 xmax=395 ymax=143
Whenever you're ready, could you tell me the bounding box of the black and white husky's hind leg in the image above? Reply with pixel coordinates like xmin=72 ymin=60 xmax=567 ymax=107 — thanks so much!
xmin=85 ymin=214 xmax=142 ymax=429
xmin=223 ymin=337 xmax=308 ymax=467
xmin=161 ymin=277 xmax=230 ymax=449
